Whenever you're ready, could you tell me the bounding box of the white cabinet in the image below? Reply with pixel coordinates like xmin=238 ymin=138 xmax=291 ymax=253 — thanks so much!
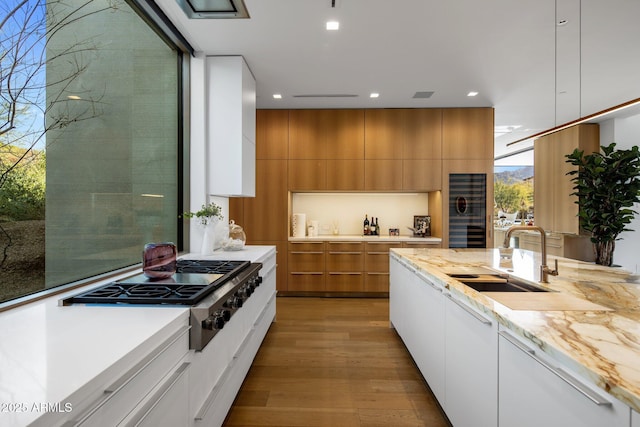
xmin=498 ymin=329 xmax=630 ymax=427
xmin=207 ymin=56 xmax=256 ymax=197
xmin=444 ymin=293 xmax=497 ymax=427
xmin=389 ymin=255 xmax=445 ymax=403
xmin=633 ymin=409 xmax=640 ymax=427
xmin=68 ymin=325 xmax=191 ymax=426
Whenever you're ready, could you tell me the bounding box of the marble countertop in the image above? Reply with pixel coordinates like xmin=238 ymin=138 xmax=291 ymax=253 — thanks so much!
xmin=390 ymin=247 xmax=640 ymax=412
xmin=289 ymin=234 xmax=442 ymax=243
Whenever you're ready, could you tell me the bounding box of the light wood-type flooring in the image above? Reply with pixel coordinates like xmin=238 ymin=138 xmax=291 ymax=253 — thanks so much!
xmin=223 ymin=297 xmax=451 ymax=427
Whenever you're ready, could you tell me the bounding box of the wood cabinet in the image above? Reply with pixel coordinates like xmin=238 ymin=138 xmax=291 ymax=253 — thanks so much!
xmin=289 ymin=109 xmax=364 ymax=159
xmin=326 ymin=242 xmax=364 ymax=292
xmin=401 ymin=240 xmax=442 ymax=249
xmin=364 ymin=242 xmax=402 ymax=292
xmin=288 ymin=242 xmax=325 ymax=292
xmin=498 ymin=329 xmax=630 ymax=427
xmin=364 ymin=159 xmax=403 ymax=191
xmin=326 ymin=160 xmax=365 ymax=191
xmin=364 ymin=108 xmax=442 ymax=159
xmin=442 ymin=108 xmax=494 ymax=160
xmin=207 ymin=56 xmax=256 ymax=197
xmin=505 ymin=229 xmax=595 ymax=262
xmin=444 ymin=294 xmax=498 ymax=427
xmin=256 ymin=109 xmax=288 ymax=159
xmin=402 ymin=159 xmax=442 ymax=191
xmin=288 ymin=159 xmax=326 ymax=191
xmin=243 ymin=160 xmax=288 ymax=241
xmin=534 ymin=124 xmax=599 ymax=234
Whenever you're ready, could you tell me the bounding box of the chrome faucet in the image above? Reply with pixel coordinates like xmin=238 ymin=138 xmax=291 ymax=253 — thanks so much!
xmin=503 ymin=225 xmax=559 ymax=283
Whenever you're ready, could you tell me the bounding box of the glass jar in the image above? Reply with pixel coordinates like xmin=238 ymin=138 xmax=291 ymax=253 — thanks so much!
xmin=223 ymin=220 xmax=246 ymax=251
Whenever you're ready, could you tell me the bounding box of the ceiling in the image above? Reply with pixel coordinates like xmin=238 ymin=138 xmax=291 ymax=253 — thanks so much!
xmin=153 ymin=0 xmax=640 ymax=161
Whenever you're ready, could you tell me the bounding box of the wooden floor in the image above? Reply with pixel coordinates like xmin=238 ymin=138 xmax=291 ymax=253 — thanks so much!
xmin=223 ymin=297 xmax=450 ymax=427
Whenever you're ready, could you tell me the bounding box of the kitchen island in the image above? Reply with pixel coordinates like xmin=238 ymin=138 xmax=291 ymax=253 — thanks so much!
xmin=390 ymin=247 xmax=640 ymax=427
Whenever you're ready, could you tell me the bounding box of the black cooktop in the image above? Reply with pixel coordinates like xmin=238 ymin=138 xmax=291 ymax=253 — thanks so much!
xmin=63 ymin=259 xmax=251 ymax=305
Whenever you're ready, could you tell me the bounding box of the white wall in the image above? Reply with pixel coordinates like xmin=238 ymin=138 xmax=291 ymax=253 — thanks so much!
xmin=291 ymin=193 xmax=431 ymax=236
xmin=599 ymin=113 xmax=640 ymax=272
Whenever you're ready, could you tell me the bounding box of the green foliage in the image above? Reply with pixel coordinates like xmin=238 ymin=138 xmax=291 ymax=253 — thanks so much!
xmin=181 ymin=202 xmax=223 ymax=225
xmin=494 ymin=179 xmax=533 ymax=215
xmin=0 ymin=152 xmax=46 ymax=221
xmin=565 ymin=143 xmax=640 ymax=265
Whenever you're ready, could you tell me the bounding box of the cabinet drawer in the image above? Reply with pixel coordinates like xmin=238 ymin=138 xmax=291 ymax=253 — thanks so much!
xmin=72 ymin=326 xmax=190 ymax=426
xmin=288 ymin=272 xmax=325 ymax=292
xmin=365 ymin=252 xmax=394 ymax=273
xmin=289 ymin=251 xmax=324 ymax=272
xmin=326 ymin=272 xmax=364 ymax=292
xmin=326 ymin=241 xmax=364 ymax=252
xmin=326 ymin=252 xmax=364 ymax=272
xmin=364 ymin=272 xmax=389 ymax=292
xmin=288 ymin=241 xmax=325 ymax=252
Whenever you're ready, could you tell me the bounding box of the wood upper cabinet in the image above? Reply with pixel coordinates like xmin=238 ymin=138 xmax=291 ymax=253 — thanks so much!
xmin=365 ymin=109 xmax=443 ymax=159
xmin=403 ymin=159 xmax=442 ymax=191
xmin=289 ymin=109 xmax=364 ymax=159
xmin=534 ymin=124 xmax=599 ymax=234
xmin=365 ymin=159 xmax=403 ymax=191
xmin=442 ymin=108 xmax=494 ymax=160
xmin=288 ymin=159 xmax=326 ymax=191
xmin=326 ymin=160 xmax=365 ymax=191
xmin=256 ymin=109 xmax=288 ymax=159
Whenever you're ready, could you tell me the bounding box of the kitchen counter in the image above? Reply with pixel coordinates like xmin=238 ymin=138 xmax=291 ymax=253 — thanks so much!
xmin=0 ymin=245 xmax=274 ymax=427
xmin=289 ymin=234 xmax=442 ymax=243
xmin=390 ymin=247 xmax=640 ymax=412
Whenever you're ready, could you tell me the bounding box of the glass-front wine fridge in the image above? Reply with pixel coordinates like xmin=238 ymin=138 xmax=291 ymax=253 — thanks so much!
xmin=449 ymin=173 xmax=487 ymax=248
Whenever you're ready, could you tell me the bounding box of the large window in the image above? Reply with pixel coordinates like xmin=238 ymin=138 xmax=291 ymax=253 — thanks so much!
xmin=0 ymin=0 xmax=186 ymax=304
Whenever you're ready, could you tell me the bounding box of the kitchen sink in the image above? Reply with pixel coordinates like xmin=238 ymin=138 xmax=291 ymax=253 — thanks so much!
xmin=460 ymin=280 xmax=549 ymax=293
xmin=446 ymin=272 xmax=550 ymax=293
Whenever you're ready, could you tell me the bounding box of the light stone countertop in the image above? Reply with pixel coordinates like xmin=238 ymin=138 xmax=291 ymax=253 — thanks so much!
xmin=288 ymin=234 xmax=442 ymax=243
xmin=390 ymin=247 xmax=640 ymax=412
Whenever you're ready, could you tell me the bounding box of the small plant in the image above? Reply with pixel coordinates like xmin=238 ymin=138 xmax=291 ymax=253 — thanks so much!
xmin=181 ymin=202 xmax=223 ymax=226
xmin=565 ymin=143 xmax=640 ymax=266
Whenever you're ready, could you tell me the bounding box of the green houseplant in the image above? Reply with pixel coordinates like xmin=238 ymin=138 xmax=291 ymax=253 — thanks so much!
xmin=181 ymin=202 xmax=223 ymax=225
xmin=565 ymin=143 xmax=640 ymax=266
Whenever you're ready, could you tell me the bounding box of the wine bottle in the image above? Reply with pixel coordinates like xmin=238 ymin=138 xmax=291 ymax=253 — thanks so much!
xmin=364 ymin=215 xmax=370 ymax=235
xmin=374 ymin=217 xmax=379 ymax=235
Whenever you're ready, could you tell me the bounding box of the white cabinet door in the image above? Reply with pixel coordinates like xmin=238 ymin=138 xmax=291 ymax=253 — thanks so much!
xmin=389 ymin=256 xmax=445 ymax=403
xmin=444 ymin=294 xmax=497 ymax=427
xmin=499 ymin=329 xmax=630 ymax=427
xmin=633 ymin=409 xmax=640 ymax=427
xmin=207 ymin=55 xmax=256 ymax=197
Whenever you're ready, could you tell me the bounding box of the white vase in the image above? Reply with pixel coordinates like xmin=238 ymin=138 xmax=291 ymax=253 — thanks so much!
xmin=200 ymin=219 xmax=218 ymax=255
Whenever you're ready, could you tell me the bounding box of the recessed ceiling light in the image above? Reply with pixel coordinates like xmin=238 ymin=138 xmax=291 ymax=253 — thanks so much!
xmin=326 ymin=21 xmax=339 ymax=30
xmin=370 ymin=93 xmax=379 ymax=98
xmin=467 ymin=91 xmax=478 ymax=97
xmin=67 ymin=95 xmax=81 ymax=100
xmin=273 ymin=94 xmax=282 ymax=99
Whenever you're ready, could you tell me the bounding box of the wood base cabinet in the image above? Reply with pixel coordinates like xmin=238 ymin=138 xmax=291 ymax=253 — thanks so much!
xmin=498 ymin=329 xmax=630 ymax=427
xmin=288 ymin=242 xmax=325 ymax=292
xmin=364 ymin=242 xmax=402 ymax=292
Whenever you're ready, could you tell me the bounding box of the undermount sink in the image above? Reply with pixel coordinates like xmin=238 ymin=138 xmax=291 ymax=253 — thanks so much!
xmin=461 ymin=280 xmax=549 ymax=293
xmin=446 ymin=273 xmax=550 ymax=293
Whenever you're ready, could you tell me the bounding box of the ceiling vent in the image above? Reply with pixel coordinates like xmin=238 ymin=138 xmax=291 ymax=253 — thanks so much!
xmin=176 ymin=0 xmax=250 ymax=19
xmin=412 ymin=91 xmax=434 ymax=99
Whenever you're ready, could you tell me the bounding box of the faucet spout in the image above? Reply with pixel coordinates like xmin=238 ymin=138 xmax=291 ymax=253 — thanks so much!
xmin=503 ymin=225 xmax=559 ymax=283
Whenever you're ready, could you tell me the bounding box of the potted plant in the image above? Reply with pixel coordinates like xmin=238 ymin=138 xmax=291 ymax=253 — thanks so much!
xmin=181 ymin=202 xmax=223 ymax=254
xmin=565 ymin=143 xmax=640 ymax=266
